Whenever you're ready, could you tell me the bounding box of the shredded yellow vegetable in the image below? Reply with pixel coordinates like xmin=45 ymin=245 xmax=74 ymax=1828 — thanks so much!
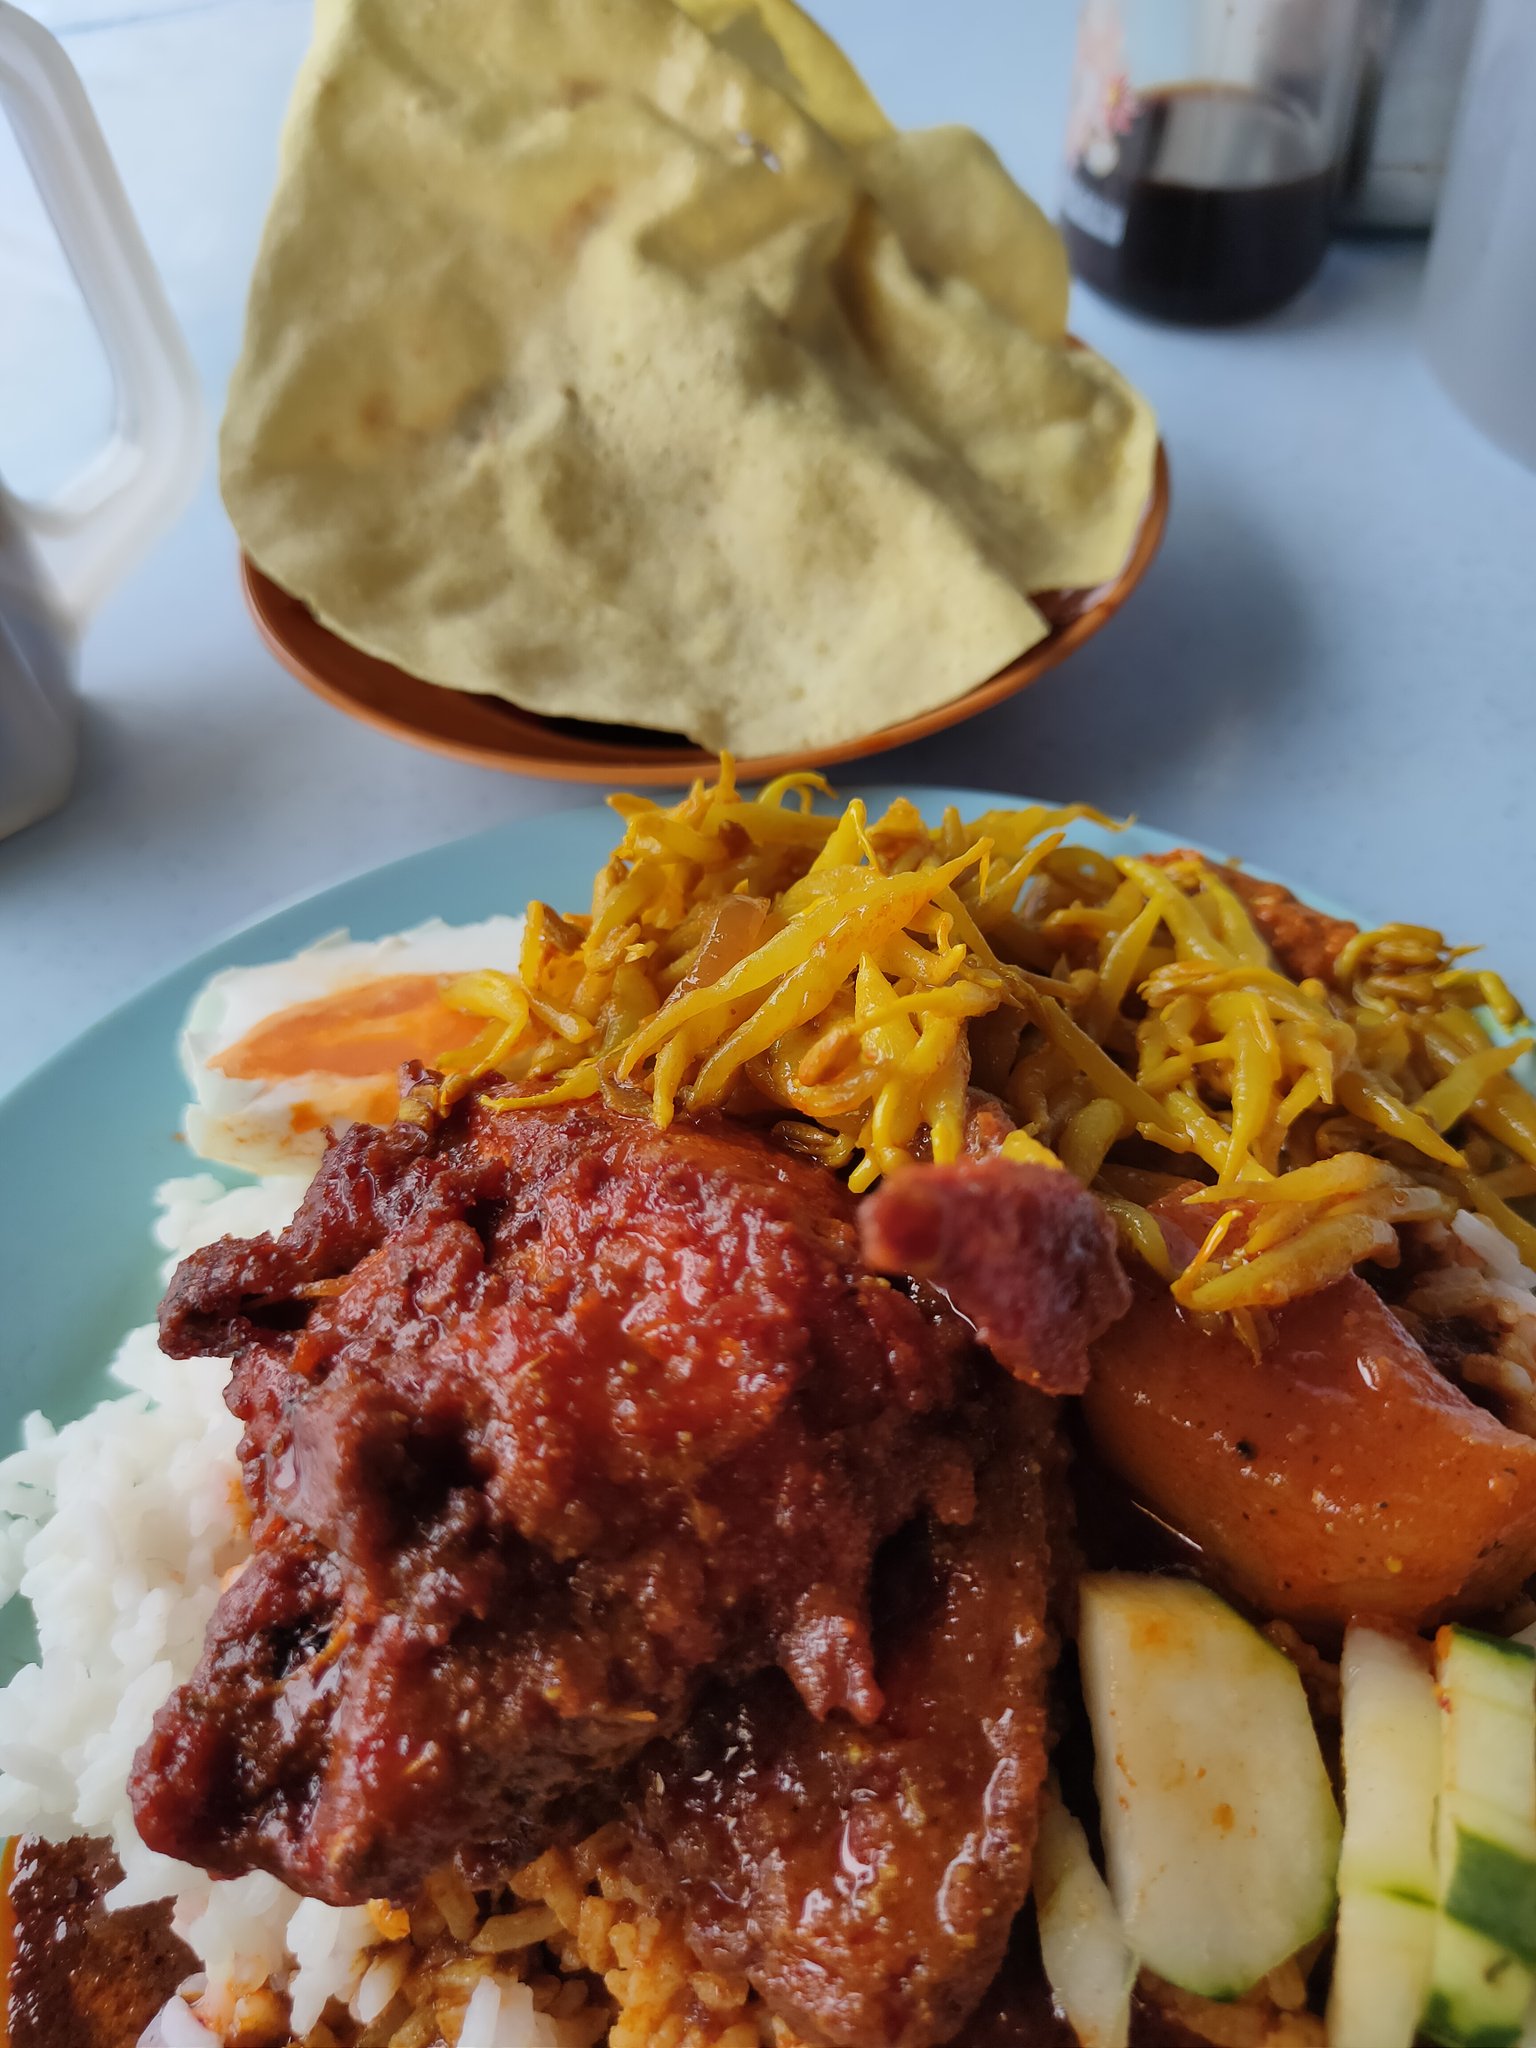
xmin=431 ymin=761 xmax=1536 ymax=1313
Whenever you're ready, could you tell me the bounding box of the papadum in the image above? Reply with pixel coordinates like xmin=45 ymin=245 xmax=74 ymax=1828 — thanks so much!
xmin=222 ymin=0 xmax=1157 ymax=755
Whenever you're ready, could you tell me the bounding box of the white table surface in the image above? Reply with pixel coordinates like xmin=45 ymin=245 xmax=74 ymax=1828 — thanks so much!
xmin=3 ymin=0 xmax=1533 ymax=1084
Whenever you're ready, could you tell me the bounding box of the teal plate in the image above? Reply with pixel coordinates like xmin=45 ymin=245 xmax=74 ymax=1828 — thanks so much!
xmin=0 ymin=785 xmax=1519 ymax=1680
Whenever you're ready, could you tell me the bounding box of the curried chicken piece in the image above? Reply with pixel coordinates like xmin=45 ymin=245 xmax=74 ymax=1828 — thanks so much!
xmin=4 ymin=1837 xmax=195 ymax=2048
xmin=626 ymin=1384 xmax=1060 ymax=2048
xmin=1217 ymin=865 xmax=1358 ymax=986
xmin=860 ymin=1159 xmax=1130 ymax=1394
xmin=135 ymin=1094 xmax=990 ymax=1904
xmin=1150 ymin=851 xmax=1358 ymax=987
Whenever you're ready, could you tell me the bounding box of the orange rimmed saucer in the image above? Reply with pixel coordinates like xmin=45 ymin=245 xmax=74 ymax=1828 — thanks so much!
xmin=241 ymin=445 xmax=1168 ymax=786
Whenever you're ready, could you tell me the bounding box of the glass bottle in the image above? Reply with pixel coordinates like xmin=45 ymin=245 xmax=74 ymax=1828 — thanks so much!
xmin=1061 ymin=0 xmax=1367 ymax=324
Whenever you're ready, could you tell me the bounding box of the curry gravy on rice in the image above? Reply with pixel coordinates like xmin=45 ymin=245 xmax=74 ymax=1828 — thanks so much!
xmin=5 ymin=772 xmax=1536 ymax=2048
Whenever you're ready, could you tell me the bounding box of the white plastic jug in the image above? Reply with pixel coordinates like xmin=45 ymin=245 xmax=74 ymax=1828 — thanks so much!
xmin=0 ymin=0 xmax=202 ymax=839
xmin=1419 ymin=0 xmax=1536 ymax=471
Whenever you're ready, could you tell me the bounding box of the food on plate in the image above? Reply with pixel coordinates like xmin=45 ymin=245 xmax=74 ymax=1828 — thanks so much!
xmin=221 ymin=0 xmax=1156 ymax=756
xmin=1425 ymin=1625 xmax=1536 ymax=2043
xmin=622 ymin=1383 xmax=1060 ymax=2048
xmin=182 ymin=917 xmax=527 ymax=1173
xmin=1078 ymin=1574 xmax=1341 ymax=2001
xmin=1082 ymin=1217 xmax=1536 ymax=1630
xmin=3 ymin=1835 xmax=194 ymax=2048
xmin=135 ymin=1099 xmax=1119 ymax=1904
xmin=1327 ymin=1626 xmax=1441 ymax=2048
xmin=3 ymin=768 xmax=1536 ymax=2048
xmin=1033 ymin=1780 xmax=1137 ymax=2048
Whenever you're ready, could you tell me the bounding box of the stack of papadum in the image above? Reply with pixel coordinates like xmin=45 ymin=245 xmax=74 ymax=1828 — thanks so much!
xmin=223 ymin=0 xmax=1157 ymax=756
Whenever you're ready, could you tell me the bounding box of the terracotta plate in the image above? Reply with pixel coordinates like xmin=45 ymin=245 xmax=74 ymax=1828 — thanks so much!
xmin=241 ymin=445 xmax=1168 ymax=785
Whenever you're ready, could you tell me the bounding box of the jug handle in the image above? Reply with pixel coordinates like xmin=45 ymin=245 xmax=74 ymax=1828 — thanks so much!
xmin=0 ymin=0 xmax=203 ymax=627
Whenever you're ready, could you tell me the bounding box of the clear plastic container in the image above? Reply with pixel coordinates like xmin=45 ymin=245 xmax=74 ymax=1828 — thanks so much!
xmin=1061 ymin=0 xmax=1367 ymax=323
xmin=1419 ymin=0 xmax=1536 ymax=471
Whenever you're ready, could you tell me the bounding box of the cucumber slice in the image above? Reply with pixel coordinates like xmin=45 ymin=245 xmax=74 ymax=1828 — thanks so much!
xmin=1425 ymin=1627 xmax=1536 ymax=2046
xmin=1443 ymin=1628 xmax=1536 ymax=1723
xmin=1033 ymin=1779 xmax=1135 ymax=2048
xmin=1336 ymin=1626 xmax=1440 ymax=1904
xmin=1423 ymin=1920 xmax=1531 ymax=2048
xmin=1332 ymin=1892 xmax=1440 ymax=2048
xmin=1327 ymin=1627 xmax=1441 ymax=2048
xmin=1438 ymin=1627 xmax=1536 ymax=1961
xmin=1079 ymin=1573 xmax=1340 ymax=2001
xmin=1443 ymin=1813 xmax=1536 ymax=1964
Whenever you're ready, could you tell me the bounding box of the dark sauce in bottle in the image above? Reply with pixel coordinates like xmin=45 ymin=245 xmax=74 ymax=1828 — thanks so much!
xmin=1061 ymin=82 xmax=1336 ymax=324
